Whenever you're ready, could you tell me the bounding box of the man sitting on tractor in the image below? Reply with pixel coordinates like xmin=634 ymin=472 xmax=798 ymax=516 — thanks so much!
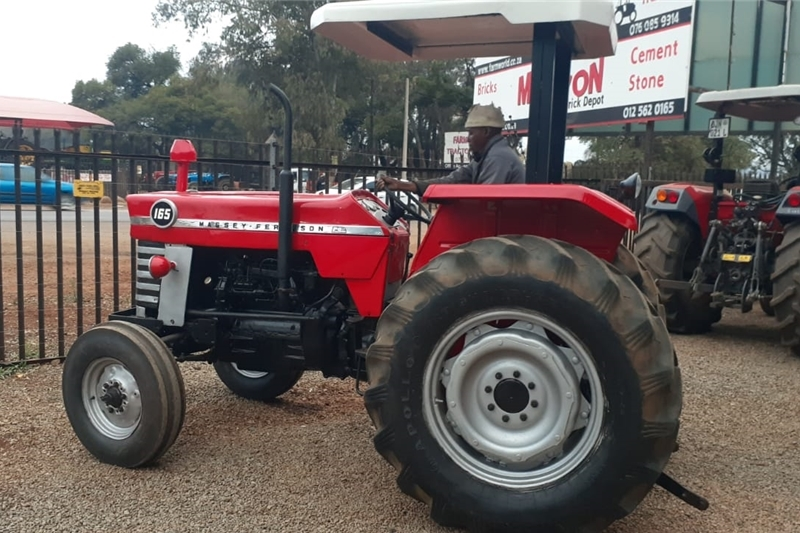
xmin=377 ymin=103 xmax=525 ymax=195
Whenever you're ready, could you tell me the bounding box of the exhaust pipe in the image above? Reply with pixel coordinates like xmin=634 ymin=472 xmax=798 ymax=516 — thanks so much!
xmin=269 ymin=83 xmax=294 ymax=311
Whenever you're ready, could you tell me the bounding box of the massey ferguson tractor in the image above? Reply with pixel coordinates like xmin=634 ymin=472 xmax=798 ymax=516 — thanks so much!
xmin=634 ymin=85 xmax=800 ymax=343
xmin=60 ymin=1 xmax=708 ymax=531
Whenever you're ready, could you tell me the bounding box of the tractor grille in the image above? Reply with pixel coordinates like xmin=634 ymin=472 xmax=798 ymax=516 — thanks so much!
xmin=135 ymin=241 xmax=165 ymax=317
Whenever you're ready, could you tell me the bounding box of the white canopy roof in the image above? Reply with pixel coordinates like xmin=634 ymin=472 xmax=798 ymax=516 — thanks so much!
xmin=309 ymin=0 xmax=617 ymax=62
xmin=695 ymin=85 xmax=800 ymax=123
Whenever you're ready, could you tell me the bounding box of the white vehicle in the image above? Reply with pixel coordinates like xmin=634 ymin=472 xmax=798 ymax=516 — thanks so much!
xmin=317 ymin=174 xmax=420 ymax=206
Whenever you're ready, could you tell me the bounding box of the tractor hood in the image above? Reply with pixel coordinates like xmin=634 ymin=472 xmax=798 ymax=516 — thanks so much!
xmin=126 ymin=190 xmax=399 ymax=248
xmin=309 ymin=0 xmax=617 ymax=61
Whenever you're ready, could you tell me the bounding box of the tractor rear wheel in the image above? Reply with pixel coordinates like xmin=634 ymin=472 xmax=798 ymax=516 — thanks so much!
xmin=62 ymin=321 xmax=185 ymax=468
xmin=634 ymin=212 xmax=721 ymax=334
xmin=770 ymin=221 xmax=800 ymax=355
xmin=365 ymin=236 xmax=681 ymax=533
xmin=213 ymin=361 xmax=304 ymax=402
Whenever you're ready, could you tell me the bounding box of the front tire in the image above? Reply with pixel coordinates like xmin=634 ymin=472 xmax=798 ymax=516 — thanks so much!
xmin=213 ymin=361 xmax=303 ymax=402
xmin=365 ymin=236 xmax=681 ymax=532
xmin=634 ymin=212 xmax=721 ymax=334
xmin=62 ymin=322 xmax=186 ymax=468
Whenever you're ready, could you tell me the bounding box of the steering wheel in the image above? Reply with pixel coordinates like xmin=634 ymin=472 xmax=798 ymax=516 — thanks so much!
xmin=383 ymin=188 xmax=433 ymax=225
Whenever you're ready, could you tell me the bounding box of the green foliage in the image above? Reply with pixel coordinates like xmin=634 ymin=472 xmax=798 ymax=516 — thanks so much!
xmin=580 ymin=134 xmax=756 ymax=178
xmin=153 ymin=0 xmax=474 ymax=165
xmin=70 ymin=41 xmax=262 ymax=142
xmin=106 ymin=43 xmax=181 ymax=99
xmin=746 ymin=133 xmax=800 ymax=178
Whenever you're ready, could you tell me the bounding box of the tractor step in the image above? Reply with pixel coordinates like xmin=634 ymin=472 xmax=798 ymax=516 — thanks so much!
xmin=655 ymin=472 xmax=709 ymax=511
xmin=656 ymin=280 xmax=715 ymax=293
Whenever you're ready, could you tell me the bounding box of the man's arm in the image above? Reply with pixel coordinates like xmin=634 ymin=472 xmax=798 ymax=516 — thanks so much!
xmin=414 ymin=164 xmax=473 ymax=195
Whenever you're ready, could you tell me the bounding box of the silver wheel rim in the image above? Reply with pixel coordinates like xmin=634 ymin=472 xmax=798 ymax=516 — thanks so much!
xmin=422 ymin=308 xmax=605 ymax=490
xmin=81 ymin=357 xmax=142 ymax=440
xmin=231 ymin=362 xmax=269 ymax=379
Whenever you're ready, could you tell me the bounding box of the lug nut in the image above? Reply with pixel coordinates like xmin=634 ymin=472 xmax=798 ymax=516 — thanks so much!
xmin=485 ymin=386 xmax=492 ymax=393
xmin=528 ymin=382 xmax=535 ymax=390
xmin=520 ymin=414 xmax=528 ymax=421
xmin=513 ymin=370 xmax=521 ymax=378
xmin=488 ymin=404 xmax=495 ymax=411
xmin=495 ymin=372 xmax=503 ymax=380
xmin=502 ymin=415 xmax=510 ymax=423
xmin=531 ymin=400 xmax=539 ymax=408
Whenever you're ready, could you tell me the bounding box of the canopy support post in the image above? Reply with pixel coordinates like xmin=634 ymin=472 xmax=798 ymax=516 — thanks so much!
xmin=524 ymin=23 xmax=574 ymax=184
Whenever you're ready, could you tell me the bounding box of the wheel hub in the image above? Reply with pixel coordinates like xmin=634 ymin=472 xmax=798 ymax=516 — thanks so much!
xmin=100 ymin=382 xmax=126 ymax=410
xmin=81 ymin=358 xmax=143 ymax=440
xmin=492 ymin=378 xmax=529 ymax=414
xmin=442 ymin=324 xmax=583 ymax=468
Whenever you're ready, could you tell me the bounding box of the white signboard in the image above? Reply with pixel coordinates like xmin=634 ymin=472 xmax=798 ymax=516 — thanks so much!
xmin=443 ymin=131 xmax=471 ymax=166
xmin=472 ymin=0 xmax=697 ymax=132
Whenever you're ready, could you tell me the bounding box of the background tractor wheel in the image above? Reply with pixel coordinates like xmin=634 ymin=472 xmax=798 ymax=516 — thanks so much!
xmin=62 ymin=321 xmax=185 ymax=468
xmin=365 ymin=236 xmax=681 ymax=533
xmin=213 ymin=361 xmax=303 ymax=402
xmin=634 ymin=212 xmax=721 ymax=334
xmin=770 ymin=221 xmax=800 ymax=355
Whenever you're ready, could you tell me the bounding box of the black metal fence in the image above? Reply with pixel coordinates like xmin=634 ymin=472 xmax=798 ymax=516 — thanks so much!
xmin=0 ymin=126 xmax=783 ymax=366
xmin=0 ymin=127 xmax=455 ymax=365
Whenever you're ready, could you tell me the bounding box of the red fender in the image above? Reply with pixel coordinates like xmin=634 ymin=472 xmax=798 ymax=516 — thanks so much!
xmin=410 ymin=184 xmax=637 ymax=275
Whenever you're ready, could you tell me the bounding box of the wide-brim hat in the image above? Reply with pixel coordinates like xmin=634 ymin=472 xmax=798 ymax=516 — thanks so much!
xmin=464 ymin=104 xmax=505 ymax=129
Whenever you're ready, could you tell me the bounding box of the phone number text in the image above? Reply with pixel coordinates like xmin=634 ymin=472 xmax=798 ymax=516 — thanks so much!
xmin=621 ymin=100 xmax=678 ymax=119
xmin=628 ymin=11 xmax=682 ymax=37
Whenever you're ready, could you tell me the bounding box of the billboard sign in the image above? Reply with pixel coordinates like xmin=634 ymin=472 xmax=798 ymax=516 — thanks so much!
xmin=473 ymin=0 xmax=697 ymax=132
xmin=443 ymin=131 xmax=471 ymax=166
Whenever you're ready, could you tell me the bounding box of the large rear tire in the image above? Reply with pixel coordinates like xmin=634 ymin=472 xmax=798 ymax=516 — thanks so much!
xmin=771 ymin=221 xmax=800 ymax=355
xmin=634 ymin=212 xmax=721 ymax=334
xmin=365 ymin=236 xmax=681 ymax=532
xmin=62 ymin=321 xmax=186 ymax=468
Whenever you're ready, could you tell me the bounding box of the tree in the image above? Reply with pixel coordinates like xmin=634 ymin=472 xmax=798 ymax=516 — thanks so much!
xmin=746 ymin=133 xmax=800 ymax=178
xmin=71 ymin=79 xmax=119 ymax=112
xmin=106 ymin=43 xmax=181 ymax=99
xmin=153 ymin=0 xmax=474 ymax=166
xmin=70 ymin=43 xmax=262 ymax=143
xmin=579 ymin=134 xmax=756 ymax=180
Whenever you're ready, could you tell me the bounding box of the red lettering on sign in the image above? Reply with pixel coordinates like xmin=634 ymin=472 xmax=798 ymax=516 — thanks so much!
xmin=630 ymin=41 xmax=679 ymax=64
xmin=517 ymin=57 xmax=604 ymax=106
xmin=628 ymin=74 xmax=665 ymax=91
xmin=570 ymin=58 xmax=605 ymax=97
xmin=518 ymin=72 xmax=531 ymax=106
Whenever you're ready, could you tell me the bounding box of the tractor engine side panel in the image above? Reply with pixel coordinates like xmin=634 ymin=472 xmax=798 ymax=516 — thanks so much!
xmin=126 ymin=190 xmax=407 ymax=317
xmin=411 ymin=184 xmax=636 ymax=274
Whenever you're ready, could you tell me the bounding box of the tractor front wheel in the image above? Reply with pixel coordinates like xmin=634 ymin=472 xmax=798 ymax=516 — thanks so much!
xmin=634 ymin=212 xmax=721 ymax=334
xmin=213 ymin=361 xmax=304 ymax=402
xmin=771 ymin=221 xmax=800 ymax=355
xmin=61 ymin=322 xmax=186 ymax=468
xmin=365 ymin=236 xmax=681 ymax=532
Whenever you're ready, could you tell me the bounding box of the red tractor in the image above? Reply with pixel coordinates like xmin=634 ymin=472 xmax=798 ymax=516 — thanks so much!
xmin=60 ymin=1 xmax=706 ymax=531
xmin=634 ymin=86 xmax=800 ymax=342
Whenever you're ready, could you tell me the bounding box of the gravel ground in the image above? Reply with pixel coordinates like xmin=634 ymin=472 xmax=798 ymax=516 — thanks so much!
xmin=2 ymin=308 xmax=800 ymax=533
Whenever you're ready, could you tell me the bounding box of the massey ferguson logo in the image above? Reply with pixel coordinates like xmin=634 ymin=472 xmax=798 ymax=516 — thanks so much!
xmin=150 ymin=199 xmax=178 ymax=229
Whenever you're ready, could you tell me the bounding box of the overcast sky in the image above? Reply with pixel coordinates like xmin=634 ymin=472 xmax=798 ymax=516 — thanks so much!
xmin=1 ymin=0 xmax=223 ymax=103
xmin=0 ymin=0 xmax=586 ymax=161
